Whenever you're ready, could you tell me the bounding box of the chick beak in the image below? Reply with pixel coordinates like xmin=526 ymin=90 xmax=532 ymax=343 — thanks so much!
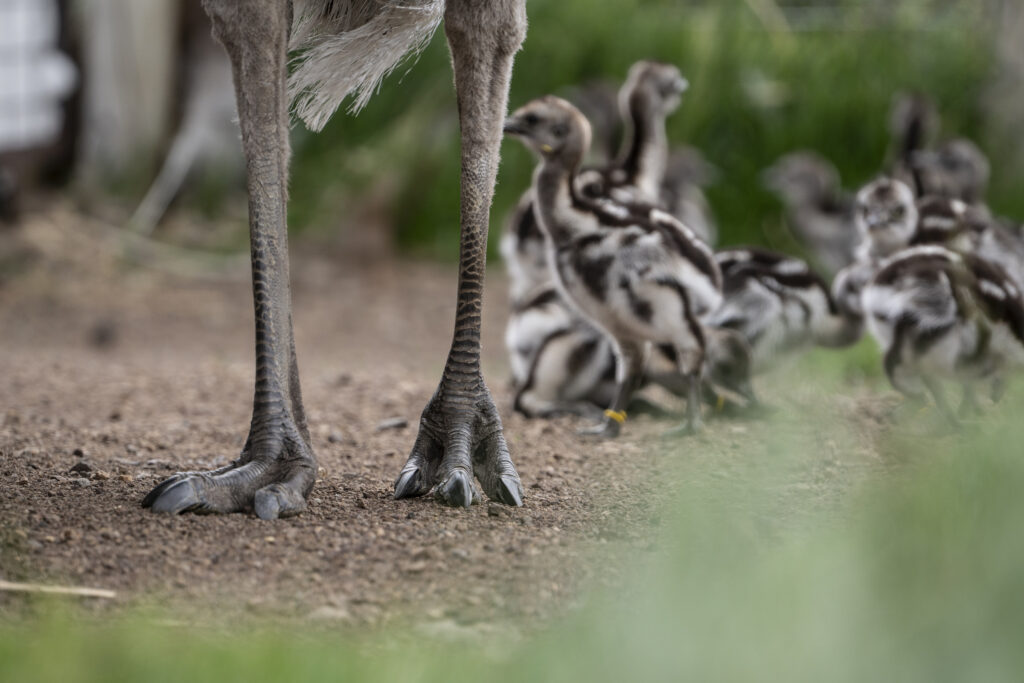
xmin=866 ymin=214 xmax=886 ymax=231
xmin=503 ymin=117 xmax=528 ymax=136
xmin=673 ymin=76 xmax=690 ymax=95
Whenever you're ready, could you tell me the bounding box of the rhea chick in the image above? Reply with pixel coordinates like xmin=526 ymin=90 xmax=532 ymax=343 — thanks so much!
xmin=572 ymin=62 xmax=718 ymax=243
xmin=913 ymin=194 xmax=1024 ymax=292
xmin=862 ymin=245 xmax=1024 ymax=420
xmin=709 ymin=247 xmax=864 ymax=371
xmin=911 ymin=138 xmax=991 ymax=204
xmin=834 ymin=178 xmax=1024 ymax=324
xmin=502 ymin=61 xmax=689 ymax=330
xmin=505 ymin=285 xmax=617 ymax=420
xmin=502 ymin=61 xmax=692 ymax=418
xmin=853 ymin=177 xmax=920 ymax=262
xmin=504 ymin=96 xmax=724 ymax=437
xmin=576 ymin=60 xmax=690 ymax=207
xmin=830 ymin=177 xmax=919 ymax=334
xmin=503 ymin=60 xmax=689 ymax=280
xmin=762 ymin=151 xmax=857 ymax=276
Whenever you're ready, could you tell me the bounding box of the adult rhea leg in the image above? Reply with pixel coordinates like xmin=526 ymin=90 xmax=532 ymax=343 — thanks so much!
xmin=394 ymin=0 xmax=527 ymax=507
xmin=143 ymin=0 xmax=316 ymax=519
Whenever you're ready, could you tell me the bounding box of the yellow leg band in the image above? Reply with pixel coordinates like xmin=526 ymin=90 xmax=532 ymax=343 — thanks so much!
xmin=604 ymin=409 xmax=627 ymax=425
xmin=716 ymin=395 xmax=727 ymax=412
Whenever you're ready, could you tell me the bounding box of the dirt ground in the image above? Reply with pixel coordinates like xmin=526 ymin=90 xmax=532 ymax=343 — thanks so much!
xmin=0 ymin=206 xmax=890 ymax=632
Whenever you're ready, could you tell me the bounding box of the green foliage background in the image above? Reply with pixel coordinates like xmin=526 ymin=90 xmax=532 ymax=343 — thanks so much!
xmin=287 ymin=0 xmax=1016 ymax=261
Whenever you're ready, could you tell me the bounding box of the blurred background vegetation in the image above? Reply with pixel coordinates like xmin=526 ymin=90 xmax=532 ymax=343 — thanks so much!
xmin=14 ymin=1 xmax=1016 ymax=262
xmin=6 ymin=1 xmax=1019 ymax=261
xmin=283 ymin=0 xmax=1019 ymax=260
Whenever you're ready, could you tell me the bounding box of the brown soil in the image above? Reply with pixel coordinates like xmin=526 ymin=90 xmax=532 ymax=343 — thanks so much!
xmin=0 ymin=206 xmax=892 ymax=631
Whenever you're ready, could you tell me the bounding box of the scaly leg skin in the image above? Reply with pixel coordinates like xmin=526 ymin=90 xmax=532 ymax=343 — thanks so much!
xmin=662 ymin=371 xmax=704 ymax=439
xmin=395 ymin=383 xmax=521 ymax=508
xmin=991 ymin=376 xmax=1007 ymax=403
xmin=394 ymin=0 xmax=527 ymax=508
xmin=922 ymin=375 xmax=960 ymax=432
xmin=684 ymin=371 xmax=705 ymax=433
xmin=143 ymin=0 xmax=316 ymax=519
xmin=663 ymin=338 xmax=706 ymax=438
xmin=957 ymin=382 xmax=982 ymax=419
xmin=579 ymin=341 xmax=644 ymax=439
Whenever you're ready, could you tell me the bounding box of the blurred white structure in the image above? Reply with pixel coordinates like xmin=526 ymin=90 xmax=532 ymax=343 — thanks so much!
xmin=77 ymin=0 xmax=178 ymax=178
xmin=990 ymin=0 xmax=1024 ymax=172
xmin=130 ymin=11 xmax=241 ymax=233
xmin=0 ymin=0 xmax=77 ymax=152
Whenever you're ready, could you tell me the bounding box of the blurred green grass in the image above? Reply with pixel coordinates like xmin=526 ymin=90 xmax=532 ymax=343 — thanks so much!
xmin=5 ymin=367 xmax=1024 ymax=682
xmin=286 ymin=0 xmax=1015 ymax=260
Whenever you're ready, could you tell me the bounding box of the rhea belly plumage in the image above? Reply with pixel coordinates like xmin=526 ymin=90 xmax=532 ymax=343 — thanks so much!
xmin=552 ymin=235 xmax=719 ymax=348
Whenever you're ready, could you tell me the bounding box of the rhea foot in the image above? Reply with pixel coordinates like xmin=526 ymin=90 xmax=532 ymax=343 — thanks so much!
xmin=578 ymin=414 xmax=623 ymax=439
xmin=394 ymin=384 xmax=523 ymax=508
xmin=662 ymin=376 xmax=705 ymax=438
xmin=142 ymin=421 xmax=316 ymax=520
xmin=661 ymin=420 xmax=704 ymax=440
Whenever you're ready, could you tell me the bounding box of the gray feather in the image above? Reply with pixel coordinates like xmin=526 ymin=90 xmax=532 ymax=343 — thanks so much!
xmin=288 ymin=0 xmax=445 ymax=131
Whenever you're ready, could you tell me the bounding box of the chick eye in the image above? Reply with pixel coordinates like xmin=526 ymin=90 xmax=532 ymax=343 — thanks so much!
xmin=524 ymin=113 xmax=539 ymax=126
xmin=893 ymin=206 xmax=905 ymax=218
xmin=551 ymin=123 xmax=569 ymax=138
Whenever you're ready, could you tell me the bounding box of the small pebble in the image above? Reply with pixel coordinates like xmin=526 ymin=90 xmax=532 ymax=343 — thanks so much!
xmin=69 ymin=462 xmax=93 ymax=474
